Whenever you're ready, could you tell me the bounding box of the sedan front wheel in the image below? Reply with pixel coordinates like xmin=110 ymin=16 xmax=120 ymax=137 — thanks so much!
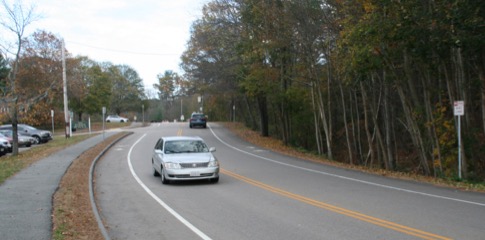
xmin=209 ymin=177 xmax=219 ymax=183
xmin=153 ymin=167 xmax=160 ymax=177
xmin=161 ymin=168 xmax=170 ymax=184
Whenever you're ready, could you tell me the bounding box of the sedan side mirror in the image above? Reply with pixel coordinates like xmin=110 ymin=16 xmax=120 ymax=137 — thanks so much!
xmin=209 ymin=147 xmax=216 ymax=152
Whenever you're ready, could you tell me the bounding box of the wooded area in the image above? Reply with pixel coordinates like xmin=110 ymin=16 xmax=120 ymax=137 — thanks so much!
xmin=1 ymin=0 xmax=484 ymax=181
xmin=179 ymin=0 xmax=485 ymax=181
xmin=0 ymin=0 xmax=146 ymax=155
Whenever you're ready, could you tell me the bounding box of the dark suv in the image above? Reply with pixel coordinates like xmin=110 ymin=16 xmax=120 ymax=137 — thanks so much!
xmin=0 ymin=124 xmax=52 ymax=144
xmin=189 ymin=113 xmax=207 ymax=128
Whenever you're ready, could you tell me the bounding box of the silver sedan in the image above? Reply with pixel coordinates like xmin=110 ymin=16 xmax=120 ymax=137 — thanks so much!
xmin=152 ymin=136 xmax=219 ymax=184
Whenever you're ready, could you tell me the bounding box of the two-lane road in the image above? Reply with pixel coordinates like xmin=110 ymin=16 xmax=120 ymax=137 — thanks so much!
xmin=95 ymin=122 xmax=485 ymax=239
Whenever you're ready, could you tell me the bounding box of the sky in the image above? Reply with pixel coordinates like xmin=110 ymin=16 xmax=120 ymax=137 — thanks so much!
xmin=19 ymin=0 xmax=209 ymax=96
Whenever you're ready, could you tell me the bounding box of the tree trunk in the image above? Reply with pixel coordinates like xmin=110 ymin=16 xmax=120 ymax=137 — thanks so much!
xmin=310 ymin=82 xmax=323 ymax=155
xmin=279 ymin=58 xmax=291 ymax=145
xmin=423 ymin=70 xmax=443 ymax=176
xmin=257 ymin=94 xmax=269 ymax=137
xmin=396 ymin=83 xmax=431 ymax=175
xmin=369 ymin=74 xmax=388 ymax=170
xmin=383 ymin=71 xmax=395 ymax=170
xmin=360 ymin=81 xmax=374 ymax=167
xmin=11 ymin=100 xmax=19 ymax=155
xmin=315 ymin=77 xmax=333 ymax=160
xmin=479 ymin=47 xmax=485 ymax=136
xmin=353 ymin=88 xmax=364 ymax=165
xmin=244 ymin=95 xmax=258 ymax=130
xmin=402 ymin=51 xmax=431 ymax=175
xmin=338 ymin=74 xmax=353 ymax=164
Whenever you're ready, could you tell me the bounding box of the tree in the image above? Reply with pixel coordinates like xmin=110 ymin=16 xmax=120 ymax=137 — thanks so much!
xmin=16 ymin=30 xmax=64 ymax=126
xmin=0 ymin=0 xmax=40 ymax=155
xmin=181 ymin=0 xmax=247 ymax=123
xmin=154 ymin=70 xmax=177 ymax=100
xmin=107 ymin=64 xmax=145 ymax=114
xmin=67 ymin=56 xmax=96 ymax=121
xmin=83 ymin=65 xmax=111 ymax=116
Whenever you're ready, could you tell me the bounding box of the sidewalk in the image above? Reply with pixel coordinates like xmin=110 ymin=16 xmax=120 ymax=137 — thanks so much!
xmin=0 ymin=132 xmax=117 ymax=240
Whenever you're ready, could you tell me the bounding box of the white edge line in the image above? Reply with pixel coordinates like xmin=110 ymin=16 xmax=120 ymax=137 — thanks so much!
xmin=127 ymin=134 xmax=212 ymax=240
xmin=208 ymin=124 xmax=485 ymax=207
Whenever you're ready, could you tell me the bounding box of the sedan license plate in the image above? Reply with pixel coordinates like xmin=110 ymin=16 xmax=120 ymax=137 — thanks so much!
xmin=190 ymin=171 xmax=200 ymax=177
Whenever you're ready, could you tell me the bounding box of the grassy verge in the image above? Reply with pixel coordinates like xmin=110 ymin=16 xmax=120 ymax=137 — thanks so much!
xmin=222 ymin=122 xmax=485 ymax=192
xmin=0 ymin=134 xmax=92 ymax=184
xmin=52 ymin=132 xmax=129 ymax=240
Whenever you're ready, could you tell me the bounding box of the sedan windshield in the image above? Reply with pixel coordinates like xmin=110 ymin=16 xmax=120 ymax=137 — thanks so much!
xmin=164 ymin=140 xmax=209 ymax=154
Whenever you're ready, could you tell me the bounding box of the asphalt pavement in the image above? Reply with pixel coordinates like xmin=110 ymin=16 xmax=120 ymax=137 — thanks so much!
xmin=0 ymin=131 xmax=118 ymax=240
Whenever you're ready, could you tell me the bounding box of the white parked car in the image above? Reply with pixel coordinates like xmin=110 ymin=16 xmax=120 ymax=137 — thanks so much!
xmin=105 ymin=115 xmax=129 ymax=123
xmin=152 ymin=136 xmax=220 ymax=184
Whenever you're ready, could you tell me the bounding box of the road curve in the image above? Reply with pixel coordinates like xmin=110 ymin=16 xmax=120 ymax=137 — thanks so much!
xmin=95 ymin=122 xmax=485 ymax=240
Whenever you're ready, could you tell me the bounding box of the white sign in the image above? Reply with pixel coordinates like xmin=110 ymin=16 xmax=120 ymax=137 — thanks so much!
xmin=454 ymin=101 xmax=464 ymax=116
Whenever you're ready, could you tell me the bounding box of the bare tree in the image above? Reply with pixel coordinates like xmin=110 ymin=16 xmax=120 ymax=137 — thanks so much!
xmin=0 ymin=0 xmax=40 ymax=155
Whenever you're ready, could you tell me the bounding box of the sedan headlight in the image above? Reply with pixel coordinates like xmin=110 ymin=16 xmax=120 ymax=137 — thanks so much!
xmin=208 ymin=159 xmax=219 ymax=167
xmin=164 ymin=162 xmax=181 ymax=169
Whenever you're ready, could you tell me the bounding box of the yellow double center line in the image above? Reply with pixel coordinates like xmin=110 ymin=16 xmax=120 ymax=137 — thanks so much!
xmin=221 ymin=169 xmax=451 ymax=240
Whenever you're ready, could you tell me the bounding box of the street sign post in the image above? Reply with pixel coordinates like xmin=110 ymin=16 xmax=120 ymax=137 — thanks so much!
xmin=102 ymin=107 xmax=106 ymax=139
xmin=454 ymin=101 xmax=464 ymax=179
xmin=51 ymin=110 xmax=54 ymax=134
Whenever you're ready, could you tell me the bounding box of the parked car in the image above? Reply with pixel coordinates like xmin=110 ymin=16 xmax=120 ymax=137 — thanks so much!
xmin=0 ymin=130 xmax=35 ymax=147
xmin=152 ymin=136 xmax=219 ymax=184
xmin=0 ymin=142 xmax=6 ymax=156
xmin=105 ymin=115 xmax=129 ymax=123
xmin=0 ymin=136 xmax=12 ymax=154
xmin=189 ymin=113 xmax=207 ymax=128
xmin=0 ymin=124 xmax=52 ymax=144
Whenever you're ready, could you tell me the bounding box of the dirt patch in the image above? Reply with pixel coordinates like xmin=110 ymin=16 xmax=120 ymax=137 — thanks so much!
xmin=52 ymin=132 xmax=129 ymax=240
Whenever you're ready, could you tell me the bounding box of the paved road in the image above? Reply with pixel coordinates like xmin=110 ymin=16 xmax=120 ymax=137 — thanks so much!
xmin=96 ymin=123 xmax=485 ymax=240
xmin=2 ymin=122 xmax=485 ymax=240
xmin=0 ymin=131 xmax=119 ymax=240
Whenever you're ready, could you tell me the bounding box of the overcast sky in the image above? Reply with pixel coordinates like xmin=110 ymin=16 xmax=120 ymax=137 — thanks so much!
xmin=19 ymin=0 xmax=209 ymax=95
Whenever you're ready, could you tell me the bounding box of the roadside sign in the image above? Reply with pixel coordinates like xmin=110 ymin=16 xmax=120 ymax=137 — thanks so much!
xmin=454 ymin=101 xmax=464 ymax=116
xmin=454 ymin=100 xmax=464 ymax=179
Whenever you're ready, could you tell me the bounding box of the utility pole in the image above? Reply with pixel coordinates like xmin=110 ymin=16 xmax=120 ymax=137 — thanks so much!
xmin=62 ymin=40 xmax=70 ymax=138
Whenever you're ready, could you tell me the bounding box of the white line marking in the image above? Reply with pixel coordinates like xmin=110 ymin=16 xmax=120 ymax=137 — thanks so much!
xmin=127 ymin=134 xmax=212 ymax=240
xmin=208 ymin=125 xmax=485 ymax=207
